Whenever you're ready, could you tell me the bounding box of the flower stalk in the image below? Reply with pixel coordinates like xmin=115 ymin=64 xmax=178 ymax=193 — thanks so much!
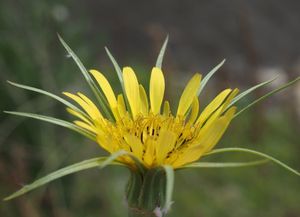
xmin=127 ymin=169 xmax=167 ymax=217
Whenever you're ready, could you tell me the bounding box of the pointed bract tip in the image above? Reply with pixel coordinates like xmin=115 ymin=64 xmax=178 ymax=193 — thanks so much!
xmin=165 ymin=34 xmax=169 ymax=41
xmin=104 ymin=46 xmax=113 ymax=56
xmin=57 ymin=33 xmax=62 ymax=40
xmin=3 ymin=195 xmax=13 ymax=201
xmin=7 ymin=80 xmax=20 ymax=87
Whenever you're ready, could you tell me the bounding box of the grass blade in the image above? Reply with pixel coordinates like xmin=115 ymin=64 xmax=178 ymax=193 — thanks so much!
xmin=162 ymin=165 xmax=174 ymax=213
xmin=57 ymin=34 xmax=113 ymax=120
xmin=155 ymin=35 xmax=169 ymax=69
xmin=205 ymin=147 xmax=300 ymax=176
xmin=234 ymin=76 xmax=300 ymax=118
xmin=181 ymin=159 xmax=268 ymax=169
xmin=4 ymin=111 xmax=96 ymax=141
xmin=7 ymin=81 xmax=89 ymax=119
xmin=227 ymin=76 xmax=277 ymax=109
xmin=4 ymin=151 xmax=126 ymax=201
xmin=197 ymin=59 xmax=226 ymax=96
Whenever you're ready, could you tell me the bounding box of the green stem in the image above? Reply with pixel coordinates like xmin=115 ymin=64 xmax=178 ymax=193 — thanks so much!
xmin=126 ymin=169 xmax=167 ymax=217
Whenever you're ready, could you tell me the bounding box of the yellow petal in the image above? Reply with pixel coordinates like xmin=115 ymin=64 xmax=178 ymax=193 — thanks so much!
xmin=203 ymin=106 xmax=236 ymax=153
xmin=67 ymin=108 xmax=92 ymax=125
xmin=200 ymin=106 xmax=223 ymax=130
xmin=172 ymin=107 xmax=236 ymax=168
xmin=96 ymin=132 xmax=115 ymax=153
xmin=77 ymin=93 xmax=99 ymax=112
xmin=77 ymin=92 xmax=103 ymax=118
xmin=150 ymin=67 xmax=165 ymax=115
xmin=74 ymin=120 xmax=97 ymax=134
xmin=117 ymin=94 xmax=127 ymax=119
xmin=163 ymin=101 xmax=171 ymax=117
xmin=193 ymin=107 xmax=236 ymax=159
xmin=123 ymin=134 xmax=144 ymax=160
xmin=176 ymin=73 xmax=202 ymax=117
xmin=155 ymin=129 xmax=177 ymax=164
xmin=123 ymin=67 xmax=140 ymax=119
xmin=187 ymin=97 xmax=199 ymax=125
xmin=144 ymin=140 xmax=155 ymax=167
xmin=139 ymin=85 xmax=149 ymax=116
xmin=89 ymin=69 xmax=117 ymax=108
xmin=221 ymin=88 xmax=239 ymax=111
xmin=63 ymin=92 xmax=102 ymax=120
xmin=200 ymin=89 xmax=239 ymax=129
xmin=196 ymin=89 xmax=232 ymax=126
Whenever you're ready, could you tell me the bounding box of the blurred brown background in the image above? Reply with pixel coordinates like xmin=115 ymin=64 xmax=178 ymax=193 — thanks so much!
xmin=1 ymin=0 xmax=300 ymax=217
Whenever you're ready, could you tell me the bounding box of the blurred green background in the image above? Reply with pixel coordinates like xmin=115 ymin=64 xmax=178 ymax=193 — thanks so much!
xmin=1 ymin=0 xmax=300 ymax=217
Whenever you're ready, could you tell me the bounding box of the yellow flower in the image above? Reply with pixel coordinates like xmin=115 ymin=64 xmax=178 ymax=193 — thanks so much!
xmin=63 ymin=66 xmax=238 ymax=169
xmin=5 ymin=36 xmax=299 ymax=207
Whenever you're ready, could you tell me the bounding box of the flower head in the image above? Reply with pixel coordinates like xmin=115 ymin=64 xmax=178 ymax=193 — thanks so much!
xmin=64 ymin=66 xmax=238 ymax=169
xmin=4 ymin=36 xmax=299 ymax=209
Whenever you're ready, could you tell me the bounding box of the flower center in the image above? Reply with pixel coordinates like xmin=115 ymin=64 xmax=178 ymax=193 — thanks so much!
xmin=96 ymin=114 xmax=199 ymax=168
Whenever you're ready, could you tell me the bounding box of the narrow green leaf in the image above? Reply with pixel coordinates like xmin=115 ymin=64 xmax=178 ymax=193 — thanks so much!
xmin=234 ymin=76 xmax=300 ymax=118
xmin=101 ymin=150 xmax=128 ymax=169
xmin=227 ymin=76 xmax=277 ymax=109
xmin=4 ymin=157 xmax=107 ymax=200
xmin=181 ymin=159 xmax=269 ymax=169
xmin=7 ymin=81 xmax=89 ymax=119
xmin=162 ymin=165 xmax=174 ymax=213
xmin=57 ymin=34 xmax=113 ymax=120
xmin=4 ymin=111 xmax=96 ymax=141
xmin=205 ymin=147 xmax=300 ymax=176
xmin=105 ymin=47 xmax=124 ymax=92
xmin=4 ymin=152 xmax=126 ymax=201
xmin=155 ymin=35 xmax=169 ymax=69
xmin=197 ymin=59 xmax=226 ymax=96
xmin=57 ymin=35 xmax=98 ymax=94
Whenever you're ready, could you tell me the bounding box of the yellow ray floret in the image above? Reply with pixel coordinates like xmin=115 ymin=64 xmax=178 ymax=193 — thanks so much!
xmin=63 ymin=67 xmax=238 ymax=169
xmin=150 ymin=67 xmax=165 ymax=115
xmin=177 ymin=73 xmax=202 ymax=117
xmin=89 ymin=69 xmax=117 ymax=108
xmin=123 ymin=67 xmax=140 ymax=119
xmin=139 ymin=85 xmax=149 ymax=116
